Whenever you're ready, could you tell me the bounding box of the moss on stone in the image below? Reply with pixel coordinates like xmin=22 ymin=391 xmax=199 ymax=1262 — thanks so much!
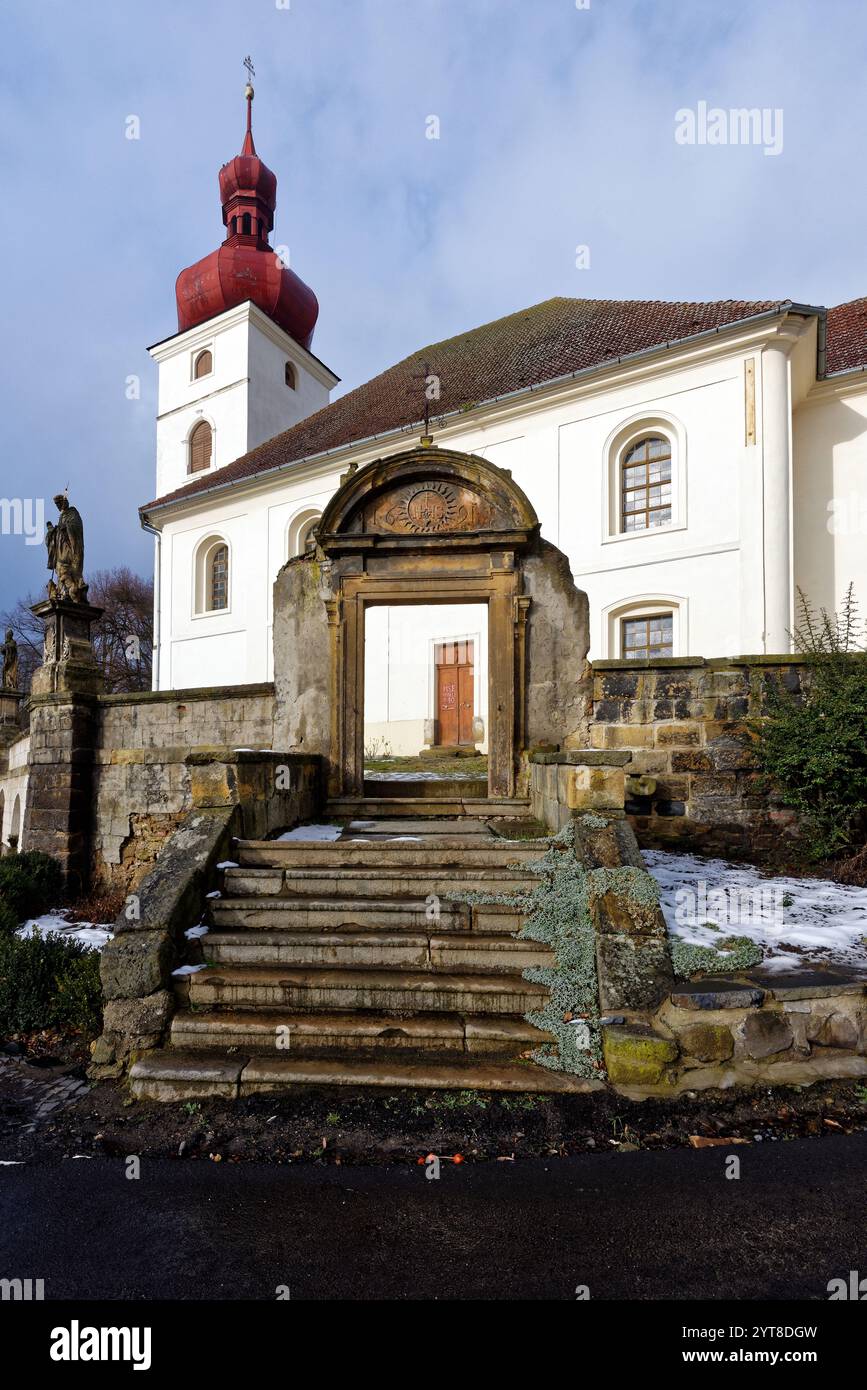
xmin=670 ymin=934 xmax=764 ymax=978
xmin=454 ymin=817 xmax=603 ymax=1078
xmin=602 ymin=1024 xmax=678 ymax=1085
xmin=587 ymin=864 xmax=662 ymax=909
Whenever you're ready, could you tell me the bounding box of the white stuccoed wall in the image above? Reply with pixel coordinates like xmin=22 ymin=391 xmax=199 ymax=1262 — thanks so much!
xmin=364 ymin=604 xmax=489 ymax=756
xmin=793 ymin=380 xmax=867 ymax=618
xmin=149 ymin=301 xmax=338 ymax=501
xmin=0 ymin=733 xmax=30 ymax=851
xmin=149 ymin=311 xmax=867 ymax=691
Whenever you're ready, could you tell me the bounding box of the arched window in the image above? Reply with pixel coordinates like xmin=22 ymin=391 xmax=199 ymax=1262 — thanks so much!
xmin=297 ymin=519 xmax=317 ymax=554
xmin=9 ymin=794 xmax=20 ymax=849
xmin=621 ymin=435 xmax=672 ymax=532
xmin=0 ymin=790 xmax=4 ymax=846
xmin=194 ymin=536 xmax=231 ymax=614
xmin=603 ymin=595 xmax=687 ymax=659
xmin=284 ymin=361 xmax=296 ymax=389
xmin=209 ymin=544 xmax=229 ymax=611
xmin=287 ymin=510 xmax=322 ymax=558
xmin=621 ymin=612 xmax=673 ymax=659
xmin=604 ymin=415 xmax=684 ymax=541
xmin=193 ymin=349 xmax=213 ymax=379
xmin=242 ymin=212 xmax=252 ymax=236
xmin=189 ymin=420 xmax=213 ymax=474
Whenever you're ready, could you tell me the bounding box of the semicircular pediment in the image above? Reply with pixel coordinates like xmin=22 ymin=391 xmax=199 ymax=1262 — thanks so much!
xmin=319 ymin=445 xmax=539 ymax=544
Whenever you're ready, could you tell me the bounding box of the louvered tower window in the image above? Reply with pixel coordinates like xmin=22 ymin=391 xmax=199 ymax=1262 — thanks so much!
xmin=189 ymin=420 xmax=213 ymax=474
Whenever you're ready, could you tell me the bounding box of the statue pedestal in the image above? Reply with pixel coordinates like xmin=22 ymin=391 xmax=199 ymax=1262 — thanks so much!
xmin=23 ymin=598 xmax=105 ymax=889
xmin=30 ymin=598 xmax=104 ymax=697
xmin=0 ymin=689 xmax=23 ymax=723
xmin=0 ymin=689 xmax=23 ymax=748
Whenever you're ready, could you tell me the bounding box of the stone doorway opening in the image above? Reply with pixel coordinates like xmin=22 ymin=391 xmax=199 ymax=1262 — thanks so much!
xmin=363 ymin=601 xmax=488 ymax=795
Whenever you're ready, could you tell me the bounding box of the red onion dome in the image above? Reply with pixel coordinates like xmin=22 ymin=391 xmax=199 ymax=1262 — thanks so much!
xmin=175 ymin=83 xmax=319 ymax=350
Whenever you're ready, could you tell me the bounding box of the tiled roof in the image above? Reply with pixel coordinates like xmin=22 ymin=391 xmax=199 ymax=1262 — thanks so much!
xmin=825 ymin=296 xmax=867 ymax=375
xmin=143 ymin=294 xmax=858 ymax=513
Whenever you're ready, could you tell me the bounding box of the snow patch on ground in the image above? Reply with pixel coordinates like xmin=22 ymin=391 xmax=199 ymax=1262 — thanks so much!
xmin=17 ymin=913 xmax=112 ymax=951
xmin=217 ymin=860 xmax=239 ymax=870
xmin=277 ymin=824 xmax=343 ymax=842
xmin=645 ymin=848 xmax=867 ymax=973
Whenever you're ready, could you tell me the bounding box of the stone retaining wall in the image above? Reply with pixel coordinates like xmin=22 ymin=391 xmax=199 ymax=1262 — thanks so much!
xmin=591 ymin=656 xmax=807 ymax=855
xmin=91 ymin=684 xmax=280 ymax=888
xmin=528 ymin=750 xmax=631 ymax=831
xmin=603 ymin=970 xmax=867 ymax=1096
xmin=92 ymin=806 xmax=239 ymax=1073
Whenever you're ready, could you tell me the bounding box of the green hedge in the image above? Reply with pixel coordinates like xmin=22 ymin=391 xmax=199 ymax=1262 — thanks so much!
xmin=0 ymin=931 xmax=102 ymax=1037
xmin=752 ymin=588 xmax=867 ymax=860
xmin=0 ymin=851 xmax=64 ymax=926
xmin=0 ymin=897 xmax=17 ymax=936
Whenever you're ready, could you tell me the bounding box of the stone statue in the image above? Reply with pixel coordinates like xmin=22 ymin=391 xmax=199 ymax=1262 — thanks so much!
xmin=45 ymin=494 xmax=88 ymax=603
xmin=1 ymin=629 xmax=18 ymax=690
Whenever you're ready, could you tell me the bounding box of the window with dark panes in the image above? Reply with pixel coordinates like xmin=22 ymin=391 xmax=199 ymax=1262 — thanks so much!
xmin=622 ymin=613 xmax=673 ymax=659
xmin=209 ymin=544 xmax=229 ymax=611
xmin=621 ymin=435 xmax=672 ymax=532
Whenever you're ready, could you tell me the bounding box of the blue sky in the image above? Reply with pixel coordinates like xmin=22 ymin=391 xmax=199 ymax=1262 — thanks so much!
xmin=0 ymin=0 xmax=865 ymax=602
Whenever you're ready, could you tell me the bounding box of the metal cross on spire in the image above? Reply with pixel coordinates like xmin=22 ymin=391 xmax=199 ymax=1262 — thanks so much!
xmin=407 ymin=361 xmax=442 ymax=446
xmin=243 ymin=55 xmax=256 ymax=84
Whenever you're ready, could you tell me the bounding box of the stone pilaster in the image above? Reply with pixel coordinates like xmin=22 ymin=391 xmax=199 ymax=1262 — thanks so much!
xmin=23 ymin=598 xmax=104 ymax=891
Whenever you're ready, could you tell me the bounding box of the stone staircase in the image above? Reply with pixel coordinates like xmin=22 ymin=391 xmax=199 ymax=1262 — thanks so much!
xmin=130 ymin=815 xmax=598 ymax=1100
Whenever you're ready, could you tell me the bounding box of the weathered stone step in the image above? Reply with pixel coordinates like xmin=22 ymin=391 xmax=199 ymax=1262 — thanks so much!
xmin=129 ymin=1049 xmax=601 ymax=1101
xmin=236 ymin=840 xmax=547 ymax=869
xmin=204 ymin=930 xmax=551 ymax=972
xmin=362 ymin=778 xmax=489 ymax=800
xmin=327 ymin=797 xmax=531 ymax=819
xmin=223 ymin=866 xmax=539 ymax=900
xmin=170 ymin=1008 xmax=549 ymax=1057
xmin=210 ymin=896 xmax=525 ymax=935
xmin=240 ymin=1056 xmax=597 ymax=1096
xmin=343 ymin=818 xmax=495 ymax=836
xmin=188 ymin=963 xmax=548 ymax=1014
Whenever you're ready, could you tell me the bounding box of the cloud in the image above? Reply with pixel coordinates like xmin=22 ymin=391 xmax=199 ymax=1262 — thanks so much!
xmin=0 ymin=0 xmax=863 ymax=601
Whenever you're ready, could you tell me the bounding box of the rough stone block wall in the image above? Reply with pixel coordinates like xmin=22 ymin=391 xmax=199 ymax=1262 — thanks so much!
xmin=591 ymin=657 xmax=805 ymax=856
xmin=90 ymin=683 xmax=286 ymax=890
xmin=97 ymin=683 xmax=275 ymax=753
xmin=528 ymin=751 xmax=630 ymax=831
xmin=25 ymin=696 xmax=99 ymax=889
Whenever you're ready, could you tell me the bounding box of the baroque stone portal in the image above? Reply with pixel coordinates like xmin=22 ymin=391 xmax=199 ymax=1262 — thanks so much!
xmin=273 ymin=444 xmax=591 ymax=799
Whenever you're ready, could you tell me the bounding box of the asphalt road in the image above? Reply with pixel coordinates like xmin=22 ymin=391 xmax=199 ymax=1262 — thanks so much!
xmin=2 ymin=1133 xmax=866 ymax=1301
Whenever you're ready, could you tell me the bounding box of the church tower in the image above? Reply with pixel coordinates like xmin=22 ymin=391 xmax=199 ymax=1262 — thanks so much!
xmin=148 ymin=79 xmax=338 ymax=498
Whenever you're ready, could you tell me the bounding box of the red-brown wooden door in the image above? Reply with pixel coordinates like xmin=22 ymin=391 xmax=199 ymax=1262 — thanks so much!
xmin=435 ymin=640 xmax=475 ymax=746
